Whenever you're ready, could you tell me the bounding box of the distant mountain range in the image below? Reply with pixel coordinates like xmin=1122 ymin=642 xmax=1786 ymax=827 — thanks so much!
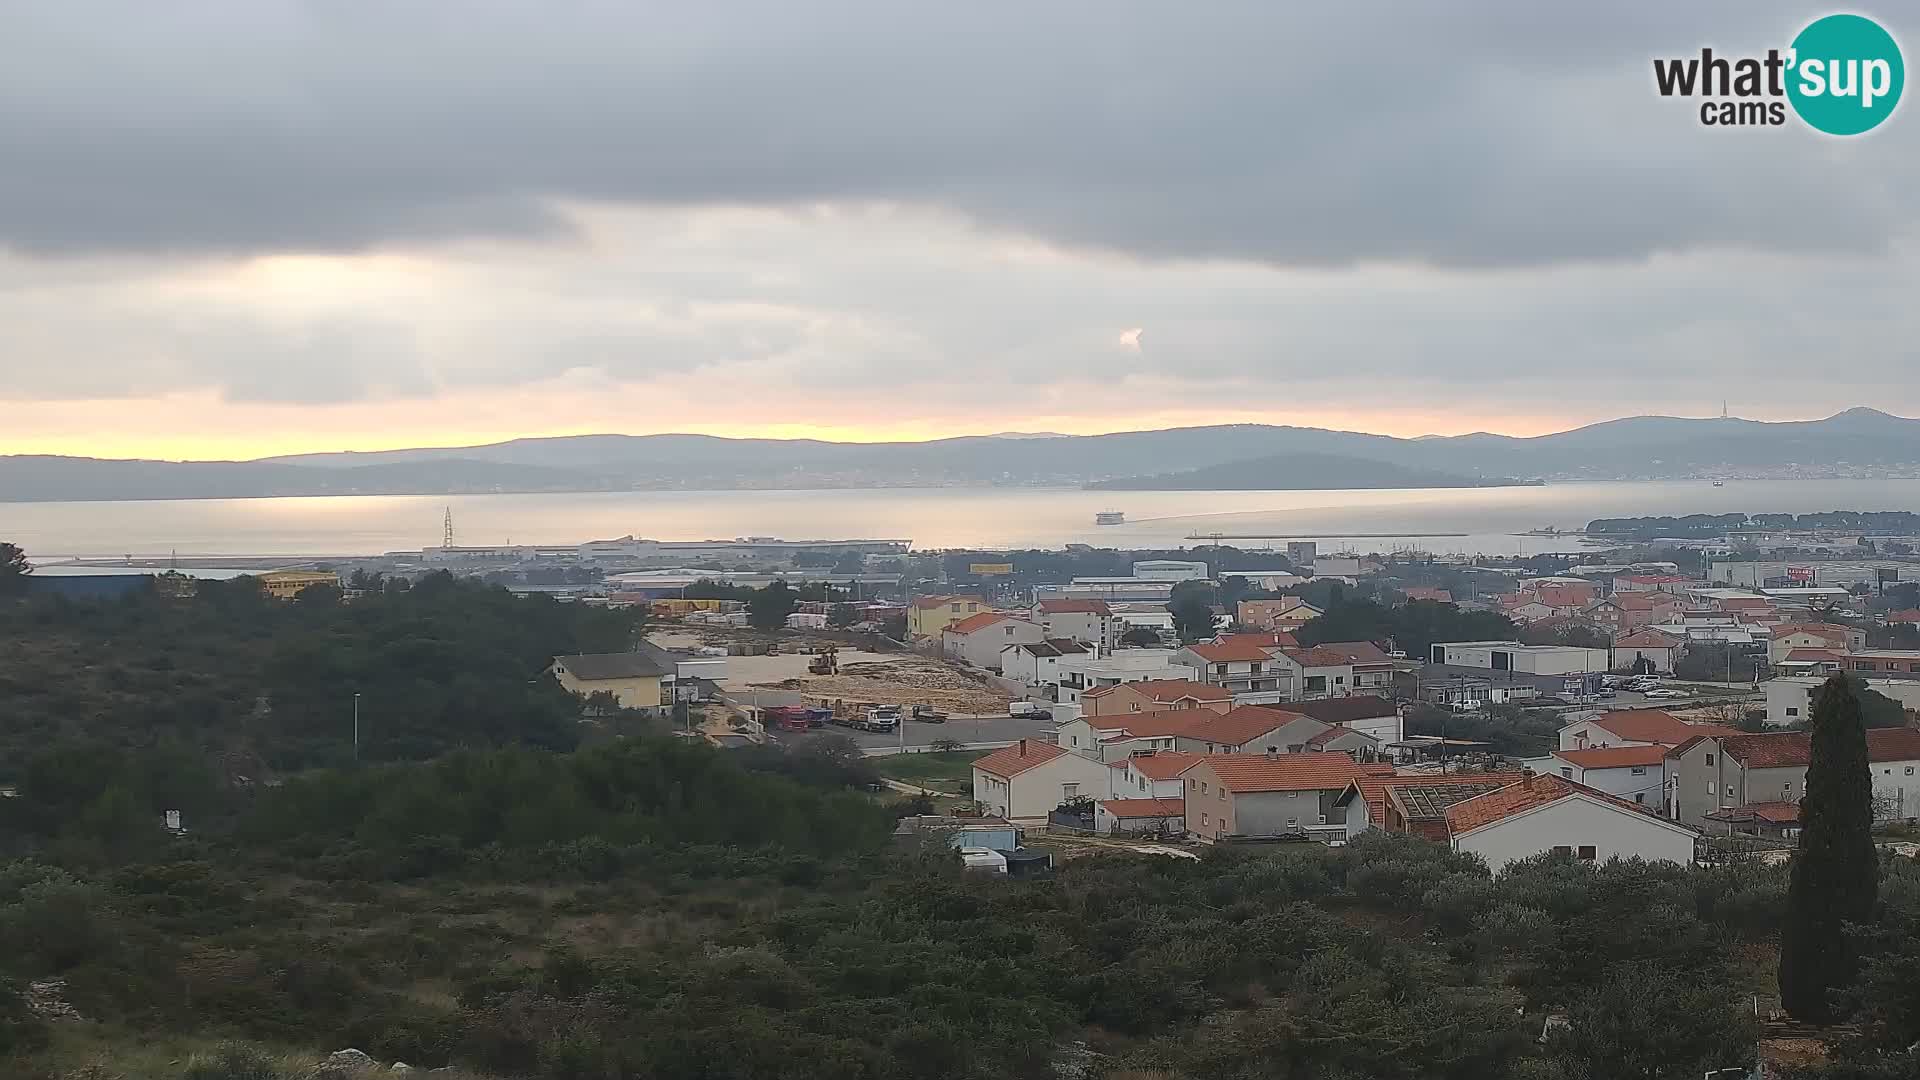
xmin=1086 ymin=452 xmax=1531 ymax=491
xmin=5 ymin=408 xmax=1920 ymax=503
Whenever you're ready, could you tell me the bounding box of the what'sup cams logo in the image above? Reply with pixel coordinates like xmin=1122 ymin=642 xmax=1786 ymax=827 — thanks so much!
xmin=1654 ymin=13 xmax=1903 ymax=134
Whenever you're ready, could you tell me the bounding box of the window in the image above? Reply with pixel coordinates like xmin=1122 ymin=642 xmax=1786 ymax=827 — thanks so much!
xmin=1200 ymin=782 xmax=1208 ymax=794
xmin=1634 ymin=793 xmax=1645 ymax=804
xmin=1705 ymin=753 xmax=1715 ymax=766
xmin=1577 ymin=845 xmax=1597 ymax=861
xmin=1062 ymin=783 xmax=1079 ymax=799
xmin=1287 ymin=817 xmax=1297 ymax=826
xmin=1559 ymin=767 xmax=1573 ymax=779
xmin=1317 ymin=814 xmax=1327 ymax=824
xmin=1706 ymin=781 xmax=1715 ymax=795
xmin=1630 ymin=766 xmax=1646 ymax=776
xmin=1787 ymin=707 xmax=1799 ymax=717
xmin=1219 ymin=789 xmax=1226 ymax=802
xmin=1551 ymin=845 xmax=1572 ymax=856
xmin=1200 ymin=812 xmax=1209 ymax=827
xmin=1189 ymin=778 xmax=1196 ymax=790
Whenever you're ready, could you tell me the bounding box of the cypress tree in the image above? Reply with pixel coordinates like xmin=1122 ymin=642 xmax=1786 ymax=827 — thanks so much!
xmin=1778 ymin=674 xmax=1879 ymax=1023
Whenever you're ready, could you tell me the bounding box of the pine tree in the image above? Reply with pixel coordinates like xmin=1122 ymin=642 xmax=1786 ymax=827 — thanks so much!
xmin=1778 ymin=673 xmax=1880 ymax=1023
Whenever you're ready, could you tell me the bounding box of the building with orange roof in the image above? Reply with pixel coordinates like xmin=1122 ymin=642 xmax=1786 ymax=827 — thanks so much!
xmin=941 ymin=612 xmax=1043 ymax=671
xmin=1174 ymin=638 xmax=1296 ymax=703
xmin=1108 ymin=750 xmax=1207 ymax=800
xmin=1080 ymin=678 xmax=1233 ymax=718
xmin=906 ymin=594 xmax=989 ymax=641
xmin=1060 ymin=705 xmax=1374 ymax=762
xmin=1335 ymin=770 xmax=1527 ymax=840
xmin=970 ymin=738 xmax=1117 ymax=821
xmin=1557 ymin=708 xmax=1741 ymax=752
xmin=1665 ymin=726 xmax=1920 ymax=827
xmin=1236 ymin=597 xmax=1323 ymax=633
xmin=1612 ymin=629 xmax=1680 ymax=673
xmin=1528 ymin=744 xmax=1669 ymax=808
xmin=1030 ymin=598 xmax=1119 ymax=652
xmin=1767 ymin=622 xmax=1867 ymax=665
xmin=1442 ymin=773 xmax=1698 ymax=872
xmin=1180 ymin=752 xmax=1365 ymax=842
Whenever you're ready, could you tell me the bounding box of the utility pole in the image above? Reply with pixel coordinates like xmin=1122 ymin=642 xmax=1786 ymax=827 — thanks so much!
xmin=352 ymin=692 xmax=362 ymax=762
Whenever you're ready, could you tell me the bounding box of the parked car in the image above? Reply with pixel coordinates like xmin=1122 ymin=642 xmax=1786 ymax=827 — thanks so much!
xmin=1643 ymin=688 xmax=1686 ymax=699
xmin=1008 ymin=700 xmax=1050 ymax=719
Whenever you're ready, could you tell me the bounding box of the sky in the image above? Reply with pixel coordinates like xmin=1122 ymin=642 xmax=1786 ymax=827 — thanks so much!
xmin=5 ymin=2 xmax=1919 ymax=460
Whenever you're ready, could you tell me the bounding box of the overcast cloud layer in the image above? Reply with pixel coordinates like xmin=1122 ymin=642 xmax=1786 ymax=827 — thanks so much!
xmin=3 ymin=2 xmax=1917 ymax=457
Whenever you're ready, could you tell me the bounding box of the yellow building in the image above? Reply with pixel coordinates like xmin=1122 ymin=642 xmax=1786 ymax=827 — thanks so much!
xmin=906 ymin=594 xmax=988 ymax=641
xmin=257 ymin=569 xmax=340 ymax=600
xmin=549 ymin=651 xmax=671 ymax=714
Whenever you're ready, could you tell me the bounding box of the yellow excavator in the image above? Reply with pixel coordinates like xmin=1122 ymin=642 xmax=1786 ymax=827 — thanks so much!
xmin=808 ymin=645 xmax=840 ymax=675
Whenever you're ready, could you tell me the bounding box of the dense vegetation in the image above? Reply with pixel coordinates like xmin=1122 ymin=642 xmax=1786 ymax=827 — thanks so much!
xmin=1586 ymin=511 xmax=1920 ymax=538
xmin=0 ymin=573 xmax=642 ymax=780
xmin=1296 ymin=595 xmax=1517 ymax=657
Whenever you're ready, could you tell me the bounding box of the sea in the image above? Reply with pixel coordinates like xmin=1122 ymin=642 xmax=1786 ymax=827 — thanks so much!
xmin=6 ymin=478 xmax=1920 ymax=562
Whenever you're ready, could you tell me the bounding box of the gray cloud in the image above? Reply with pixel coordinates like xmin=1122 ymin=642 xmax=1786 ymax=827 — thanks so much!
xmin=1 ymin=2 xmax=1908 ymax=267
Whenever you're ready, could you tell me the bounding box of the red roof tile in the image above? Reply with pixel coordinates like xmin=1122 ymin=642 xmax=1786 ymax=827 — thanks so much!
xmin=1342 ymin=771 xmax=1527 ymax=831
xmin=1081 ymin=678 xmax=1231 ymax=704
xmin=1189 ymin=753 xmax=1360 ymax=793
xmin=1036 ymin=599 xmax=1114 ymax=615
xmin=1309 ymin=640 xmax=1394 ymax=665
xmin=1711 ymin=801 xmax=1801 ymax=824
xmin=1888 ymin=610 xmax=1920 ymax=625
xmin=971 ymin=739 xmax=1070 ymax=778
xmin=1282 ymin=646 xmax=1356 ymax=667
xmin=1774 ymin=623 xmax=1855 ymax=639
xmin=912 ymin=594 xmax=984 ymax=609
xmin=1589 ymin=709 xmax=1740 ymax=746
xmin=1187 ymin=638 xmax=1282 ymax=662
xmin=944 ymin=612 xmax=1010 ymax=635
xmin=1088 ymin=707 xmax=1223 ymax=739
xmin=1720 ymin=728 xmax=1920 ymax=769
xmin=1444 ymin=773 xmax=1675 ymax=835
xmin=1553 ymin=745 xmax=1670 ymax=769
xmin=1186 ymin=706 xmax=1309 ymax=748
xmin=1097 ymin=797 xmax=1185 ymax=819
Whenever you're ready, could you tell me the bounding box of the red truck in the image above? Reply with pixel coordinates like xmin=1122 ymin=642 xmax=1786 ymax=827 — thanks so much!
xmin=764 ymin=706 xmax=814 ymax=733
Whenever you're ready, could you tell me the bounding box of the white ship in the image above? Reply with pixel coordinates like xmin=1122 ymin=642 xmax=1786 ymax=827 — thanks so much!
xmin=1094 ymin=510 xmax=1126 ymax=526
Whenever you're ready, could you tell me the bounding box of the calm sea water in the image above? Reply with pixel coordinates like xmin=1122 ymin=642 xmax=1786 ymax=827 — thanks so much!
xmin=6 ymin=479 xmax=1920 ymax=560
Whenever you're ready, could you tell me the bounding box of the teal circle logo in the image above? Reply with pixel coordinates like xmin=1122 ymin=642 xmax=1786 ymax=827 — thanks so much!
xmin=1787 ymin=14 xmax=1904 ymax=135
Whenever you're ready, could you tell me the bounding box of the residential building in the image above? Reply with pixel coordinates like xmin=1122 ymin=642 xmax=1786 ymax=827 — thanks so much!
xmin=1313 ymin=556 xmax=1368 ymax=577
xmin=1173 ymin=707 xmax=1334 ymax=757
xmin=907 ymin=594 xmax=987 ymax=641
xmin=1236 ymin=598 xmax=1323 ymax=632
xmin=1767 ymin=674 xmax=1920 ymax=727
xmin=1080 ymin=678 xmax=1233 ymax=718
xmin=1612 ymin=630 xmax=1680 ymax=673
xmin=1767 ymin=623 xmax=1869 ymax=665
xmin=1337 ymin=771 xmax=1527 ymax=839
xmin=1269 ymin=646 xmax=1359 ymax=700
xmin=1031 ymin=599 xmax=1120 ymax=652
xmin=1107 ymin=749 xmax=1207 ymax=800
xmin=1614 ymin=574 xmax=1695 ymax=594
xmin=942 ymin=613 xmax=1044 ymax=670
xmin=1702 ymin=801 xmax=1801 ymax=840
xmin=1558 ymin=708 xmax=1739 ymax=752
xmin=1051 ymin=649 xmax=1188 ymax=703
xmin=998 ymin=639 xmax=1089 ymax=687
xmin=1584 ymin=592 xmax=1679 ymax=635
xmin=257 ymin=569 xmax=340 ymax=600
xmin=1059 ymin=706 xmax=1358 ymax=761
xmin=1444 ymin=773 xmax=1698 ymax=873
xmin=1665 ymin=728 xmax=1920 ymax=827
xmin=1888 ymin=609 xmax=1920 ymax=627
xmin=971 ymin=739 xmax=1117 ymax=820
xmin=1181 ymin=753 xmax=1367 ymax=842
xmin=1429 ymin=641 xmax=1611 ymax=676
xmin=1280 ymin=695 xmax=1405 ymax=743
xmin=1131 ymin=559 xmax=1210 ymax=582
xmin=1302 ymin=640 xmax=1397 ymax=693
xmin=1529 ymin=745 xmax=1668 ymax=807
xmin=1175 ymin=638 xmax=1295 ymax=703
xmin=1058 ymin=708 xmax=1218 ymax=760
xmin=1094 ymin=797 xmax=1186 ymax=834
xmin=549 ymin=652 xmax=669 ymax=713
xmin=1841 ymin=649 xmax=1920 ymax=678
xmin=1033 ymin=577 xmax=1177 ymax=603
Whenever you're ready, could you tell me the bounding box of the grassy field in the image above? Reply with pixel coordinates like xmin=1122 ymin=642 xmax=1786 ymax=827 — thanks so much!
xmin=875 ymin=750 xmax=987 ymax=789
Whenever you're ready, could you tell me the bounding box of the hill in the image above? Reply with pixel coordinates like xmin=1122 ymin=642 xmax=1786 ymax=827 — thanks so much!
xmin=1086 ymin=452 xmax=1528 ymax=490
xmin=5 ymin=408 xmax=1920 ymax=500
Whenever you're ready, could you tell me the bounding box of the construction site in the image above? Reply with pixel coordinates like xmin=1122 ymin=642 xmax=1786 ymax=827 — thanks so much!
xmin=648 ymin=627 xmax=1012 ymax=715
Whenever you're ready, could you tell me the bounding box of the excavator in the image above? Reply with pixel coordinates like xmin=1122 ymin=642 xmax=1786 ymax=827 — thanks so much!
xmin=808 ymin=645 xmax=839 ymax=676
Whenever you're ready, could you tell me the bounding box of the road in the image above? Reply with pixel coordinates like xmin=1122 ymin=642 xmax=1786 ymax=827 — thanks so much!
xmin=773 ymin=712 xmax=1060 ymax=754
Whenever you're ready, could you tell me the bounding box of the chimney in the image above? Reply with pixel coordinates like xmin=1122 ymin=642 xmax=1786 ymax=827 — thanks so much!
xmin=1018 ymin=738 xmax=1028 ymax=757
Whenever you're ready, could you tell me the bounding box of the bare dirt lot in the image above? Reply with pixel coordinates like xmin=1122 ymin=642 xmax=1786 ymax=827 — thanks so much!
xmin=648 ymin=628 xmax=1011 ymax=713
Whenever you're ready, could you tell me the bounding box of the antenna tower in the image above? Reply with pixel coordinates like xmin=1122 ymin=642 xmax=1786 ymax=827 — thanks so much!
xmin=443 ymin=507 xmax=456 ymax=549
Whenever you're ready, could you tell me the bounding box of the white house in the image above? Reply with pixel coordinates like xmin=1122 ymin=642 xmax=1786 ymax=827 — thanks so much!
xmin=971 ymin=739 xmax=1117 ymax=820
xmin=1031 ymin=599 xmax=1120 ymax=652
xmin=1429 ymin=641 xmax=1611 ymax=675
xmin=942 ymin=613 xmax=1044 ymax=671
xmin=1286 ymin=695 xmax=1405 ymax=744
xmin=1052 ymin=649 xmax=1189 ymax=704
xmin=1443 ymin=773 xmax=1699 ymax=874
xmin=1557 ymin=708 xmax=1739 ymax=752
xmin=998 ymin=638 xmax=1089 ymax=687
xmin=1767 ymin=675 xmax=1920 ymax=727
xmin=1107 ymin=749 xmax=1206 ymax=799
xmin=1174 ymin=638 xmax=1294 ymax=703
xmin=1093 ymin=797 xmax=1186 ymax=835
xmin=1527 ymin=745 xmax=1668 ymax=809
xmin=1272 ymin=646 xmax=1358 ymax=700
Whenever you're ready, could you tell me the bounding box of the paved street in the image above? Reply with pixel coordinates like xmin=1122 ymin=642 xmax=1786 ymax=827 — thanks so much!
xmin=773 ymin=712 xmax=1059 ymax=753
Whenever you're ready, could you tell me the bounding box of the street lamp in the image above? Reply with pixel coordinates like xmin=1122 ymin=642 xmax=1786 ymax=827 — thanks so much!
xmin=352 ymin=692 xmax=362 ymax=762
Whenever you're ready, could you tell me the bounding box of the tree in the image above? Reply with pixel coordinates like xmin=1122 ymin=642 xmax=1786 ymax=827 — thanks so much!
xmin=827 ymin=603 xmax=857 ymax=629
xmin=0 ymin=542 xmax=28 ymax=596
xmin=748 ymin=581 xmax=800 ymax=631
xmin=1119 ymin=626 xmax=1161 ymax=648
xmin=1780 ymin=674 xmax=1880 ymax=1023
xmin=1169 ymin=581 xmax=1217 ymax=643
